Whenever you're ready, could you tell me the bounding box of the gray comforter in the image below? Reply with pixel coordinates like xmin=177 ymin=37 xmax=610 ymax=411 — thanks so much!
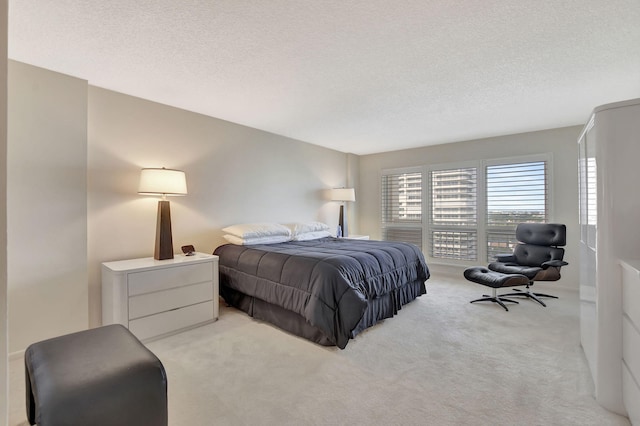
xmin=214 ymin=237 xmax=429 ymax=348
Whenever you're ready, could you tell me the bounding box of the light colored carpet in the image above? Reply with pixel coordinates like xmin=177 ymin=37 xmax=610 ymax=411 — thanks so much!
xmin=146 ymin=273 xmax=628 ymax=426
xmin=9 ymin=273 xmax=631 ymax=425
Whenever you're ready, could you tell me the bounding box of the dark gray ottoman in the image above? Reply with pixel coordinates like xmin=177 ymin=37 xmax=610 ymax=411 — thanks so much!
xmin=464 ymin=266 xmax=530 ymax=311
xmin=25 ymin=324 xmax=167 ymax=426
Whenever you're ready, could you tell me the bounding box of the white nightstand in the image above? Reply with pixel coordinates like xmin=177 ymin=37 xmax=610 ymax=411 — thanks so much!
xmin=343 ymin=234 xmax=370 ymax=240
xmin=102 ymin=252 xmax=218 ymax=342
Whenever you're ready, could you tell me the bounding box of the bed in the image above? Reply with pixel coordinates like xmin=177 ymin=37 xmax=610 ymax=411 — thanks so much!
xmin=214 ymin=236 xmax=429 ymax=349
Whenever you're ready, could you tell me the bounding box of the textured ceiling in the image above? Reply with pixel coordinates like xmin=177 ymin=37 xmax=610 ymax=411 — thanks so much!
xmin=8 ymin=0 xmax=640 ymax=155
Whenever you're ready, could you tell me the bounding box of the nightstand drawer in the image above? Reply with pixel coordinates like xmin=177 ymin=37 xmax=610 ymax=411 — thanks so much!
xmin=128 ymin=262 xmax=213 ymax=296
xmin=128 ymin=281 xmax=213 ymax=320
xmin=129 ymin=301 xmax=214 ymax=341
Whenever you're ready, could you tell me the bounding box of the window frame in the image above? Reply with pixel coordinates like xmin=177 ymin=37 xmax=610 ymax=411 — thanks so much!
xmin=427 ymin=160 xmax=479 ymax=263
xmin=484 ymin=154 xmax=552 ymax=262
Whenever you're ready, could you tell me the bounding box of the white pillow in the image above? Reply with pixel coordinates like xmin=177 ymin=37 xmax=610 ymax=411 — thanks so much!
xmin=285 ymin=221 xmax=330 ymax=237
xmin=222 ymin=222 xmax=291 ymax=239
xmin=291 ymin=230 xmax=332 ymax=241
xmin=223 ymin=234 xmax=291 ymax=246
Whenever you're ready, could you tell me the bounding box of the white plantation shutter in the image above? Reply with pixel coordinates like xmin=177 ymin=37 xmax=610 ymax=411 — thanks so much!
xmin=383 ymin=227 xmax=423 ymax=248
xmin=429 ymin=167 xmax=478 ymax=260
xmin=486 ymin=231 xmax=521 ymax=262
xmin=485 ymin=161 xmax=548 ymax=261
xmin=380 ymin=156 xmax=551 ymax=263
xmin=381 ymin=171 xmax=423 ymax=249
xmin=430 ymin=230 xmax=478 ymax=260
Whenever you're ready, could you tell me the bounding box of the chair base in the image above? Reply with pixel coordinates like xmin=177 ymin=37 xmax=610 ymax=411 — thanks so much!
xmin=501 ymin=288 xmax=558 ymax=307
xmin=470 ymin=288 xmax=520 ymax=312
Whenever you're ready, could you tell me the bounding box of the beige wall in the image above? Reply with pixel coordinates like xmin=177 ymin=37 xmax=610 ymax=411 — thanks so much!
xmin=4 ymin=63 xmax=351 ymax=348
xmin=7 ymin=61 xmax=88 ymax=353
xmin=358 ymin=126 xmax=581 ymax=289
xmin=87 ymin=87 xmax=349 ymax=327
xmin=1 ymin=0 xmax=8 ymax=421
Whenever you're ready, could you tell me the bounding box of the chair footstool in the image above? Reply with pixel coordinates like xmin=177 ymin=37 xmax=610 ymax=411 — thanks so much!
xmin=464 ymin=266 xmax=530 ymax=311
xmin=25 ymin=324 xmax=167 ymax=426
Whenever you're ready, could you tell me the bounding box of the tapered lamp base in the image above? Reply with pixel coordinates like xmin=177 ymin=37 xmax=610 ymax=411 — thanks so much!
xmin=338 ymin=204 xmax=348 ymax=237
xmin=154 ymin=200 xmax=174 ymax=260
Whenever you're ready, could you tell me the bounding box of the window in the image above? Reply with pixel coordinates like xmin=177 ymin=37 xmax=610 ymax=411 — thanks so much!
xmin=380 ymin=155 xmax=551 ymax=263
xmin=381 ymin=170 xmax=423 ymax=249
xmin=579 ymin=126 xmax=598 ymax=249
xmin=429 ymin=167 xmax=478 ymax=260
xmin=485 ymin=161 xmax=548 ymax=261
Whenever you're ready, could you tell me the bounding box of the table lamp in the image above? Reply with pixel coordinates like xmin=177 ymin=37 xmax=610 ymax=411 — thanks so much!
xmin=331 ymin=188 xmax=355 ymax=237
xmin=138 ymin=167 xmax=188 ymax=260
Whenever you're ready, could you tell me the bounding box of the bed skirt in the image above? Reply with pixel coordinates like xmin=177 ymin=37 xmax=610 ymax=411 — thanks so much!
xmin=220 ymin=278 xmax=426 ymax=347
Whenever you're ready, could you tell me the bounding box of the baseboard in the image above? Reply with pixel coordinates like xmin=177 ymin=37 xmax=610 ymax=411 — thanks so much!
xmin=9 ymin=349 xmax=24 ymax=362
xmin=533 ymin=281 xmax=577 ymax=293
xmin=429 ymin=263 xmax=466 ymax=278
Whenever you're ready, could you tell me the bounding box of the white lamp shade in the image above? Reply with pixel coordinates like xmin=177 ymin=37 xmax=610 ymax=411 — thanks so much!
xmin=138 ymin=168 xmax=188 ymax=196
xmin=331 ymin=188 xmax=355 ymax=202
